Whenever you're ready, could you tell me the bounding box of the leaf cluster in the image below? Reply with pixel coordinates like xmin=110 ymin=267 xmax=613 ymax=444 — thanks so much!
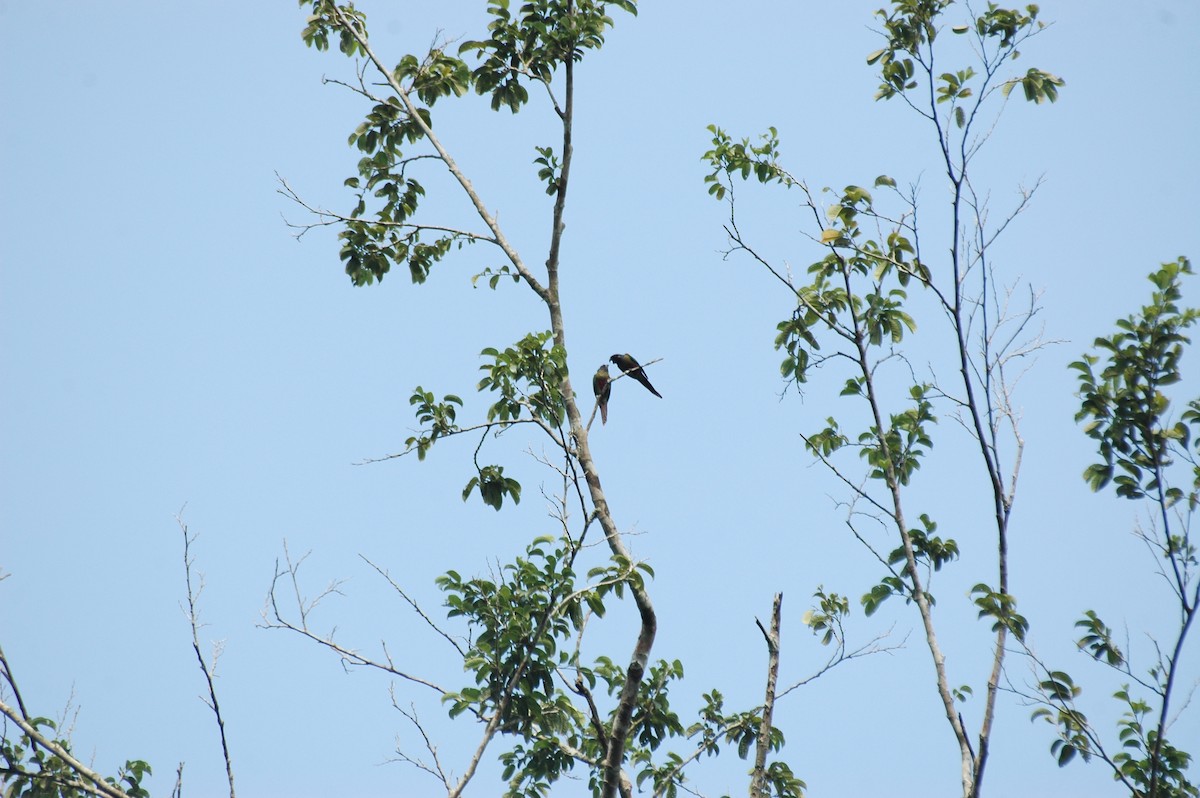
xmin=405 ymin=387 xmax=464 ymax=461
xmin=634 ymin=688 xmax=804 ymax=798
xmin=887 ymin=514 xmax=958 ymax=572
xmin=300 ymin=0 xmax=369 ymax=57
xmin=478 ymin=331 xmax=568 ymax=427
xmin=1031 ymin=676 xmax=1198 ymax=796
xmin=1110 ymin=689 xmax=1198 ymax=798
xmin=460 ymin=0 xmax=637 ymax=112
xmin=440 ymin=536 xmax=589 ymax=737
xmin=457 ymin=332 xmax=568 ymax=509
xmin=338 ymin=88 xmax=459 ymax=285
xmin=1029 ymin=671 xmax=1089 ymax=766
xmin=1072 ymin=257 xmax=1200 ymax=504
xmin=533 ymin=146 xmax=562 ymax=196
xmin=868 ymin=1 xmax=1062 ymax=108
xmin=0 ymin=718 xmax=151 ymax=798
xmin=701 ymin=126 xmax=789 ymax=201
xmin=861 ymin=513 xmax=958 ymax=616
xmin=860 ymin=384 xmax=936 ymax=486
xmin=436 ymin=535 xmax=763 ymax=798
xmin=1074 ymin=610 xmax=1123 ymax=668
xmin=970 ymin=583 xmax=1028 ymax=642
xmin=300 ymin=2 xmax=460 ymax=283
xmin=778 ymin=180 xmax=922 ymax=386
xmin=803 ymin=587 xmax=852 ymax=646
xmin=463 ymin=464 xmax=525 ymax=511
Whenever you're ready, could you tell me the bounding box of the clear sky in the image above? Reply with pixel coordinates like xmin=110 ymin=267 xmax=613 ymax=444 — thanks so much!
xmin=2 ymin=1 xmax=1199 ymax=796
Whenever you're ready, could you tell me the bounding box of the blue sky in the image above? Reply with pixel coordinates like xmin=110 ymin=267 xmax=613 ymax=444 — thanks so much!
xmin=2 ymin=1 xmax=1199 ymax=796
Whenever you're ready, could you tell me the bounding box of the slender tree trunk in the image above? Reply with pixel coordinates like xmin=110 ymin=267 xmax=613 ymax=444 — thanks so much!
xmin=750 ymin=593 xmax=783 ymax=798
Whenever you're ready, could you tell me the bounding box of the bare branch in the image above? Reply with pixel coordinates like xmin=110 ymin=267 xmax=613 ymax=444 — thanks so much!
xmin=276 ymin=174 xmax=496 ymax=245
xmin=259 ymin=544 xmax=447 ymax=695
xmin=388 ymin=695 xmax=451 ymax=790
xmin=360 ymin=556 xmax=465 ymax=658
xmin=176 ymin=513 xmax=237 ymax=798
xmin=777 ymin=627 xmax=904 ymax=700
xmin=0 ymin=644 xmax=30 ymax=722
xmin=354 ymin=417 xmax=546 ymax=465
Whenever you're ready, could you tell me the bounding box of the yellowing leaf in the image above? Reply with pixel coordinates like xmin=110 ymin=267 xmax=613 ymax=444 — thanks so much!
xmin=821 ymin=229 xmax=840 ymax=244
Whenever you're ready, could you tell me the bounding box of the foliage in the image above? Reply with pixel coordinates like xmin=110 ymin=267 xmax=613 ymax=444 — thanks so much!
xmin=477 ymin=332 xmax=569 ymax=428
xmin=296 ymin=0 xmax=638 ymax=287
xmin=15 ymin=2 xmax=1190 ymax=797
xmin=703 ymin=2 xmax=1067 ymax=796
xmin=1073 ymin=258 xmax=1200 ymax=504
xmin=431 ymin=534 xmax=801 ymax=798
xmin=0 ymin=717 xmax=150 ymax=798
xmin=868 ymin=1 xmax=1063 ymax=107
xmin=1031 ymin=259 xmax=1199 ymax=797
xmin=459 ymin=0 xmax=637 ymax=113
xmin=405 ymin=388 xmax=463 ymax=461
xmin=282 ymin=1 xmax=814 ymax=797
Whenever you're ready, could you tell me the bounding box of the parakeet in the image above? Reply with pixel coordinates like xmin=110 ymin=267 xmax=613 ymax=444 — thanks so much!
xmin=609 ymin=353 xmax=662 ymax=398
xmin=593 ymin=364 xmax=611 ymax=424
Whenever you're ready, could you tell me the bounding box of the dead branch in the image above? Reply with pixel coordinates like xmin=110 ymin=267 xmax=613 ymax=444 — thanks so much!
xmin=176 ymin=513 xmax=236 ymax=798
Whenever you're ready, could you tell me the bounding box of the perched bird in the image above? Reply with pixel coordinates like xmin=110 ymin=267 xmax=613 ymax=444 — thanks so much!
xmin=610 ymin=353 xmax=662 ymax=398
xmin=593 ymin=364 xmax=612 ymax=424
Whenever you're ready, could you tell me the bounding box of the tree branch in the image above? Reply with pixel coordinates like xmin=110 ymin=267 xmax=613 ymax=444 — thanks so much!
xmin=0 ymin=699 xmax=135 ymax=798
xmin=177 ymin=513 xmax=237 ymax=798
xmin=327 ymin=5 xmax=552 ymax=304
